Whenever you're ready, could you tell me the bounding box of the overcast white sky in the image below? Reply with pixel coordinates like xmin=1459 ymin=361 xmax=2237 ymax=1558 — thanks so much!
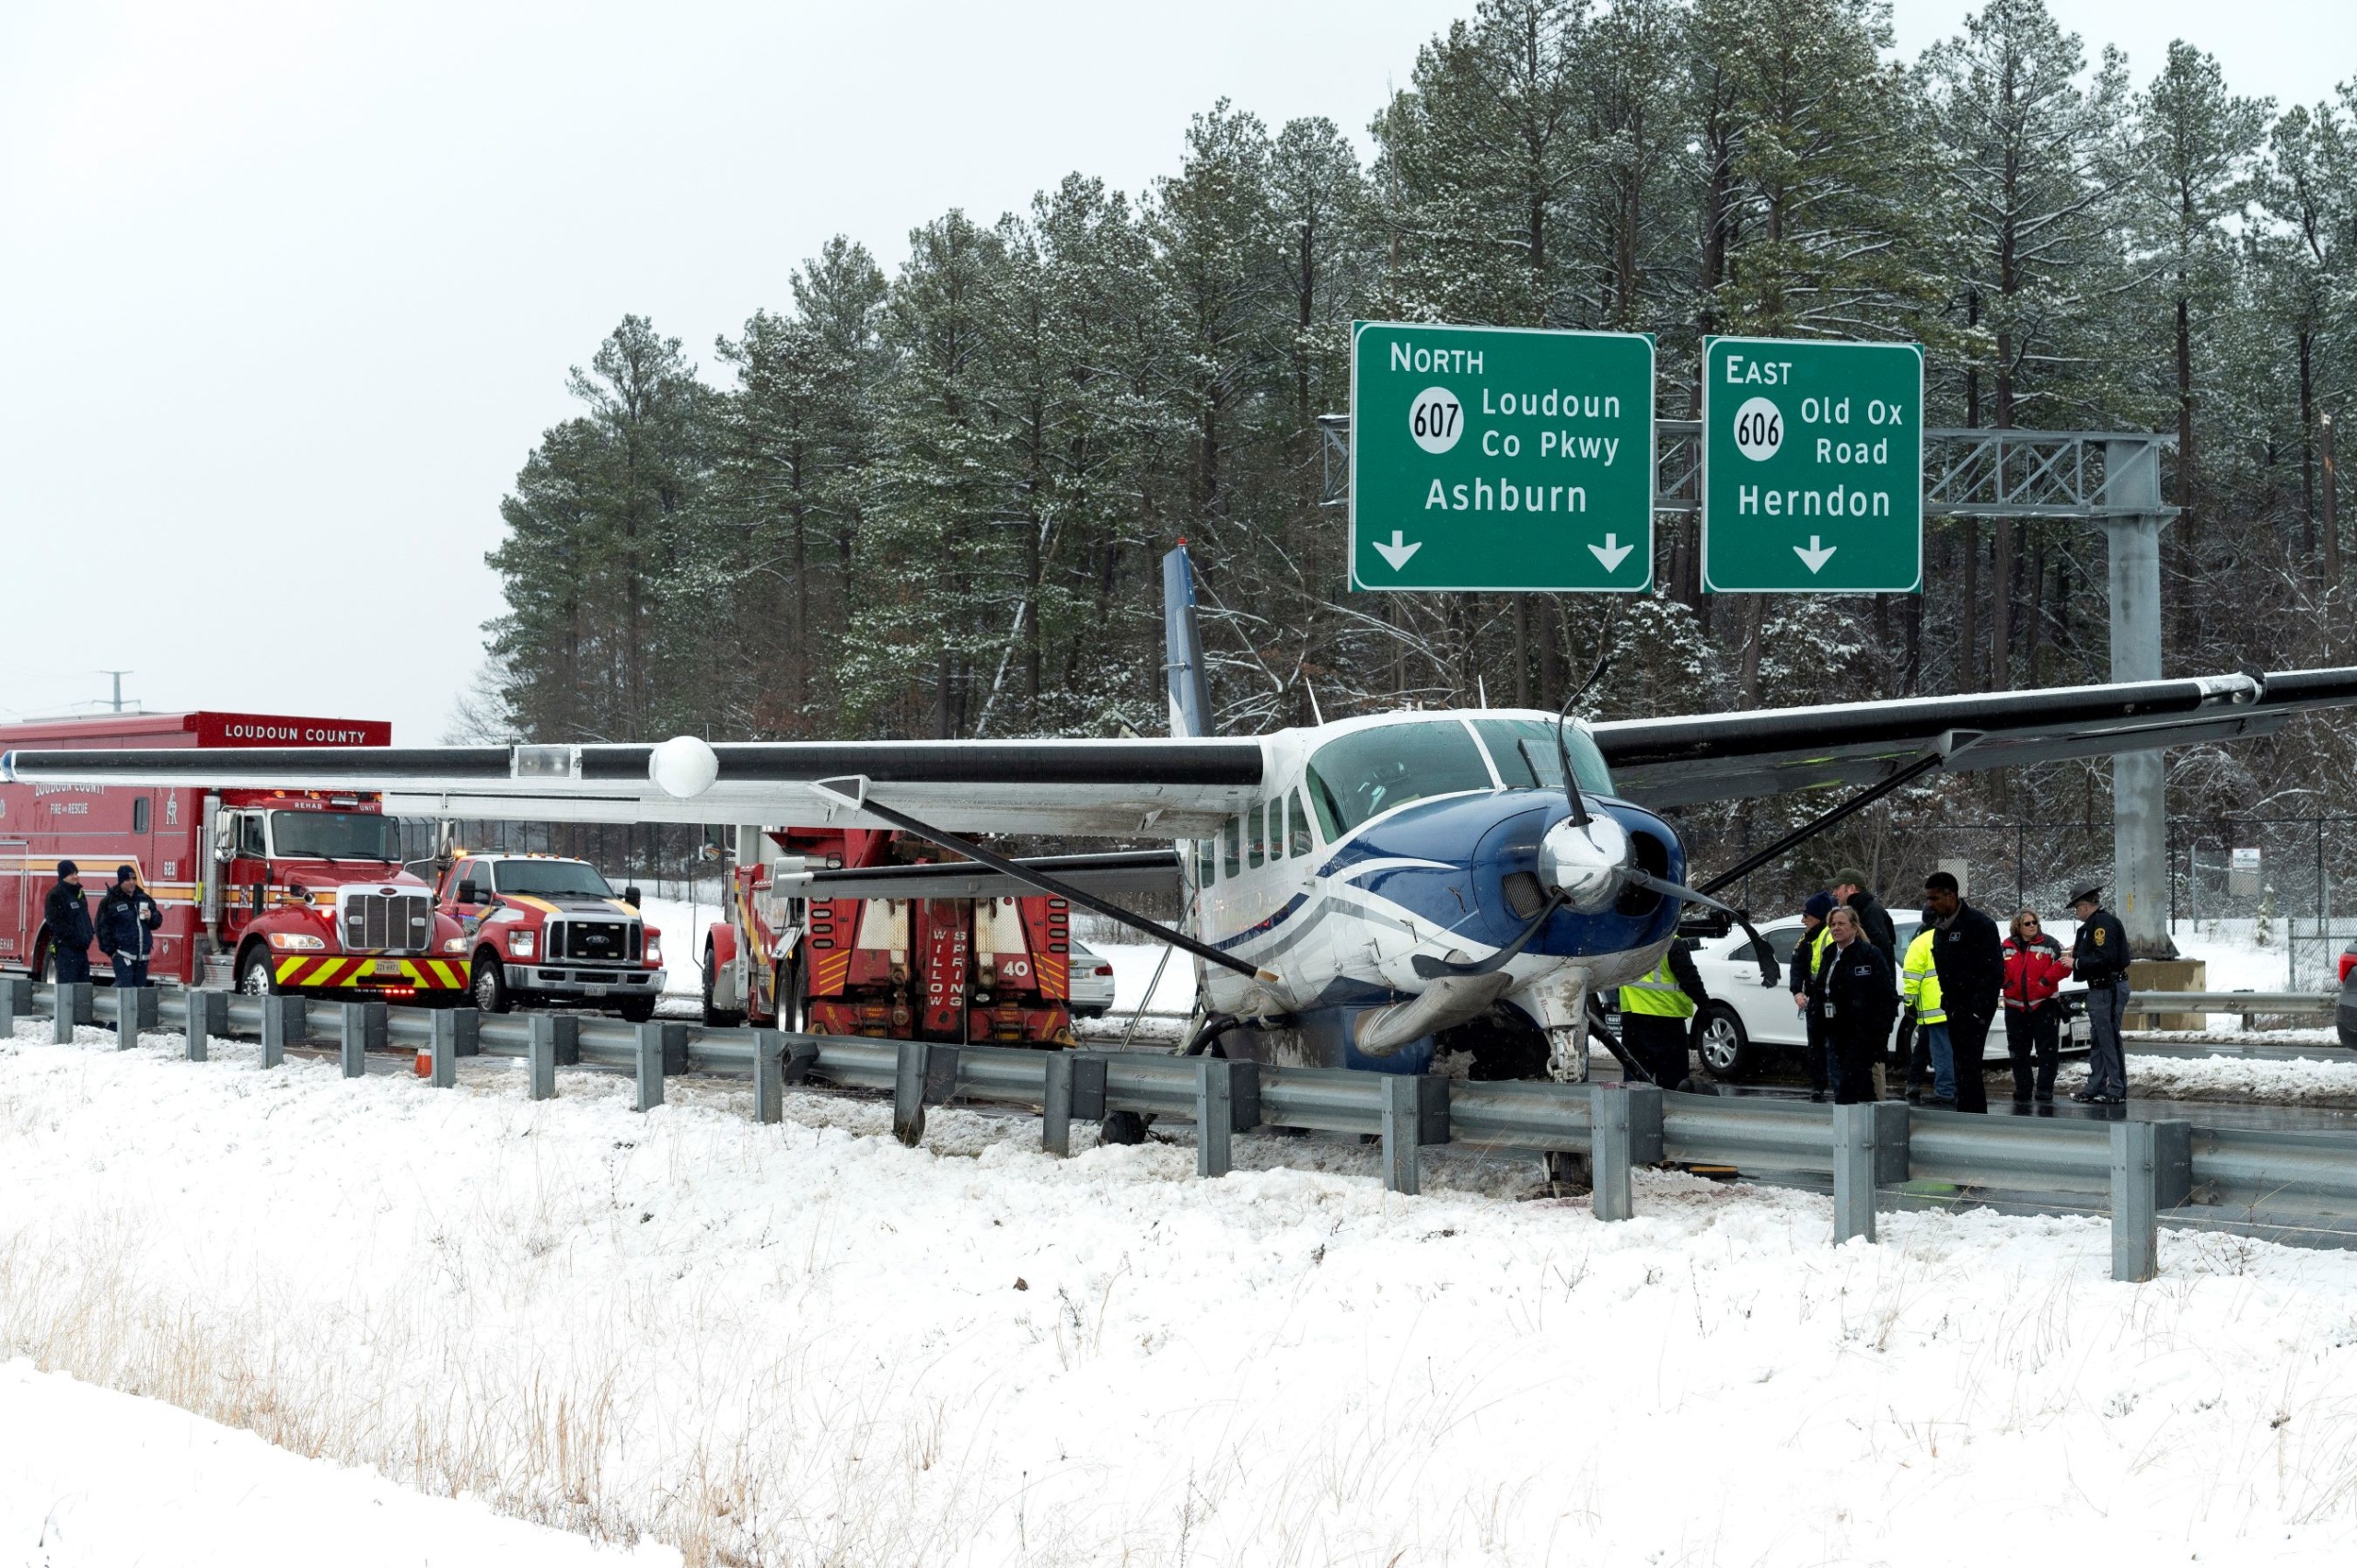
xmin=2 ymin=0 xmax=2347 ymax=741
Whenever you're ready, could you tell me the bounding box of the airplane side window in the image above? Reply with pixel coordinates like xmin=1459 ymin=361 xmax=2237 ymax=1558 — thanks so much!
xmin=1223 ymin=818 xmax=1241 ymax=878
xmin=1289 ymin=790 xmax=1313 ymax=856
xmin=1194 ymin=837 xmax=1215 ymax=887
xmin=1248 ymin=804 xmax=1266 ymax=869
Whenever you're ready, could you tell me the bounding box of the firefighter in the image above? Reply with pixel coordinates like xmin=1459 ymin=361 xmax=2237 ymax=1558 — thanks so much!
xmin=1619 ymin=938 xmax=1711 ymax=1090
xmin=1901 ymin=912 xmax=1954 ymax=1105
xmin=1812 ymin=904 xmax=1898 ymax=1105
xmin=43 ymin=862 xmax=94 ymax=984
xmin=2067 ymin=884 xmax=2131 ymax=1105
xmin=95 ymin=865 xmax=164 ymax=998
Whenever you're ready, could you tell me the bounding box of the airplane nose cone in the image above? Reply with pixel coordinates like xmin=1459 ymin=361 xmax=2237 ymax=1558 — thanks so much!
xmin=1538 ymin=813 xmax=1631 ymax=914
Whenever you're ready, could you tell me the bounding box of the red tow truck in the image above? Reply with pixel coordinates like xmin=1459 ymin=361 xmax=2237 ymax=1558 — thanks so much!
xmin=702 ymin=826 xmax=1080 ymax=1043
xmin=0 ymin=712 xmax=469 ymax=1001
xmin=428 ymin=852 xmax=667 ymax=1022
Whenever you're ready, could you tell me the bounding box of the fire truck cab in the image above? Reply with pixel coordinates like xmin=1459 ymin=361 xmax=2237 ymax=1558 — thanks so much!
xmin=429 ymin=853 xmax=666 ymax=1022
xmin=0 ymin=712 xmax=469 ymax=1004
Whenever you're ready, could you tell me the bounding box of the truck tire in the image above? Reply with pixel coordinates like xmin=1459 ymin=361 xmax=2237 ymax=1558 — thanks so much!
xmin=772 ymin=955 xmax=805 ymax=1034
xmin=471 ymin=950 xmax=512 ymax=1014
xmin=237 ymin=947 xmax=278 ymax=997
xmin=617 ymin=995 xmax=656 ymax=1024
xmin=1695 ymin=1004 xmax=1759 ymax=1082
xmin=702 ymin=941 xmax=744 ymax=1028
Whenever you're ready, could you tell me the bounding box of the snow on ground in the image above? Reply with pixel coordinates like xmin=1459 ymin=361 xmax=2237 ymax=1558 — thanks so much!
xmin=5 ymin=1019 xmax=2357 ymax=1564
xmin=2055 ymin=1051 xmax=2357 ymax=1105
xmin=0 ymin=1360 xmax=676 ymax=1568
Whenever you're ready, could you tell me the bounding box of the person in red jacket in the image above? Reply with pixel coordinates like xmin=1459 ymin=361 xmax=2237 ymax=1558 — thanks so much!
xmin=2002 ymin=909 xmax=2071 ymax=1105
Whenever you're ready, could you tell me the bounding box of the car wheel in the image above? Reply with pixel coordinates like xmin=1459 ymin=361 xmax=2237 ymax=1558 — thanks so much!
xmin=702 ymin=941 xmax=745 ymax=1028
xmin=1695 ymin=1004 xmax=1758 ymax=1081
xmin=471 ymin=951 xmax=511 ymax=1014
xmin=237 ymin=947 xmax=278 ymax=997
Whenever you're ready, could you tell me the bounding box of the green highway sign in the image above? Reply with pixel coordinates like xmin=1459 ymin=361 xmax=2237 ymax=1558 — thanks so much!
xmin=1699 ymin=336 xmax=1923 ymax=593
xmin=1349 ymin=321 xmax=1655 ymax=591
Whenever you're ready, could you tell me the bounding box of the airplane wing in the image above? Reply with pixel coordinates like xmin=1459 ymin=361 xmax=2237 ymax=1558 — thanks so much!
xmin=0 ymin=738 xmax=1268 ymax=839
xmin=6 ymin=668 xmax=2355 ymax=831
xmin=1591 ymin=668 xmax=2357 ymax=809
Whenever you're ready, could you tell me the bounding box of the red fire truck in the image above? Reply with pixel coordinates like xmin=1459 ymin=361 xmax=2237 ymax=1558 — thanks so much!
xmin=0 ymin=712 xmax=469 ymax=1001
xmin=702 ymin=825 xmax=1081 ymax=1043
xmin=426 ymin=852 xmax=667 ymax=1022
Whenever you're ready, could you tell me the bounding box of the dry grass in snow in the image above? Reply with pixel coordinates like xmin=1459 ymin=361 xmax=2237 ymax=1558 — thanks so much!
xmin=3 ymin=1019 xmax=2357 ymax=1565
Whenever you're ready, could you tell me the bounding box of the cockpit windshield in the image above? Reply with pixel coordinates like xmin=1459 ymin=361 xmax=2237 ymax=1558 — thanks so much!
xmin=1303 ymin=717 xmax=1618 ymax=838
xmin=1469 ymin=717 xmax=1614 ymax=796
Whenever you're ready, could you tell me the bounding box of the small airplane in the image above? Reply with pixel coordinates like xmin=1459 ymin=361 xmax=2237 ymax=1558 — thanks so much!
xmin=9 ymin=547 xmax=2357 ymax=1084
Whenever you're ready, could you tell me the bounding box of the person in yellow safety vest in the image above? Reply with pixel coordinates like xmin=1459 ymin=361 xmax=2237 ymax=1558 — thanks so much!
xmin=1901 ymin=914 xmax=1956 ymax=1105
xmin=1619 ymin=937 xmax=1712 ymax=1090
xmin=1791 ymin=892 xmax=1838 ymax=1101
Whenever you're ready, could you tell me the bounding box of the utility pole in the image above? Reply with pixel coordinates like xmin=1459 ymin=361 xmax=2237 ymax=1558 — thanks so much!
xmin=2103 ymin=440 xmax=2174 ymax=958
xmin=99 ymin=670 xmax=133 ymax=714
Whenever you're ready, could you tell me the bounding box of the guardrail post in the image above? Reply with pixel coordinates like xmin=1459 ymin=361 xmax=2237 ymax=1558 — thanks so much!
xmin=54 ymin=981 xmax=93 ymax=1043
xmin=659 ymin=1022 xmax=688 ymax=1075
xmin=120 ymin=986 xmax=159 ymax=1044
xmin=1833 ymin=1101 xmax=1886 ymax=1244
xmin=339 ymin=1002 xmax=372 ymax=1077
xmin=1042 ymin=1052 xmax=1106 ymax=1156
xmin=893 ymin=1040 xmax=927 ymax=1145
xmin=427 ymin=1009 xmax=459 ymax=1087
xmin=527 ymin=1015 xmax=558 ymax=1100
xmin=633 ymin=1021 xmax=667 ymax=1112
xmin=751 ymin=1030 xmax=783 ymax=1123
xmin=2110 ymin=1120 xmax=2189 ymax=1282
xmin=259 ymin=995 xmax=302 ymax=1067
xmin=549 ymin=1013 xmax=580 ymax=1067
xmin=1591 ymin=1085 xmax=1630 ymax=1220
xmin=186 ymin=988 xmax=226 ymax=1063
xmin=447 ymin=1007 xmax=481 ymax=1060
xmin=1195 ymin=1057 xmax=1237 ymax=1178
xmin=0 ymin=974 xmax=28 ymax=1039
xmin=1381 ymin=1074 xmax=1453 ymax=1196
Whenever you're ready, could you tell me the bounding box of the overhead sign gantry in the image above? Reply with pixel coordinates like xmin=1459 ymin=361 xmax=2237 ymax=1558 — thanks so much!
xmin=1348 ymin=321 xmax=1655 ymax=592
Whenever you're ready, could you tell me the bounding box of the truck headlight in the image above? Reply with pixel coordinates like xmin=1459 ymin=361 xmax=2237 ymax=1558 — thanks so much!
xmin=644 ymin=935 xmax=661 ymax=964
xmin=508 ymin=931 xmax=536 ymax=957
xmin=440 ymin=937 xmax=467 ymax=954
xmin=266 ymin=933 xmax=326 ymax=951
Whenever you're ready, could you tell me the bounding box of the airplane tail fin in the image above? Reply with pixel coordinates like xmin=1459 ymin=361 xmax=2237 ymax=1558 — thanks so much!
xmin=1162 ymin=543 xmax=1213 ymax=738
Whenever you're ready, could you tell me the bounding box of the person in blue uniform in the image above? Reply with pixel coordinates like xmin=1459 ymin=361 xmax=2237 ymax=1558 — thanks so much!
xmin=42 ymin=862 xmax=94 ymax=984
xmin=2067 ymin=884 xmax=2131 ymax=1104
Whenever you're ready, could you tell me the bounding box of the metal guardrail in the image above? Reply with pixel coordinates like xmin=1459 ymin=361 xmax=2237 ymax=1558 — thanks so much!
xmin=6 ymin=978 xmax=2357 ymax=1280
xmin=2123 ymin=991 xmax=2337 ymax=1015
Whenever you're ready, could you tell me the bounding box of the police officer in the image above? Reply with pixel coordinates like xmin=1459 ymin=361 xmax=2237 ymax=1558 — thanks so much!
xmin=42 ymin=862 xmax=95 ymax=984
xmin=1812 ymin=905 xmax=1898 ymax=1104
xmin=2068 ymin=884 xmax=2131 ymax=1104
xmin=1620 ymin=937 xmax=1711 ymax=1090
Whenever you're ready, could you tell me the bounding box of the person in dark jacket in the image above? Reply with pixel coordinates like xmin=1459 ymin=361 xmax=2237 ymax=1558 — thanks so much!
xmin=94 ymin=865 xmax=164 ymax=996
xmin=1923 ymin=871 xmax=2004 ymax=1113
xmin=1811 ymin=906 xmax=1898 ymax=1104
xmin=1791 ymin=891 xmax=1838 ymax=1100
xmin=42 ymin=862 xmax=94 ymax=984
xmin=2002 ymin=908 xmax=2070 ymax=1105
xmin=2067 ymin=884 xmax=2132 ymax=1104
xmin=1829 ymin=870 xmax=1898 ymax=961
xmin=1619 ymin=937 xmax=1712 ymax=1090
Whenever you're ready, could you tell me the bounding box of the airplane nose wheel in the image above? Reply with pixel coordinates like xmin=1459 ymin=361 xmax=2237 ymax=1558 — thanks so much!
xmin=1099 ymin=1110 xmax=1148 ymax=1146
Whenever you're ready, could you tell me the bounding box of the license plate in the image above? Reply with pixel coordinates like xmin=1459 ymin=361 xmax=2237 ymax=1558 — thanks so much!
xmin=583 ymin=984 xmax=609 ymax=997
xmin=373 ymin=959 xmax=404 ymax=976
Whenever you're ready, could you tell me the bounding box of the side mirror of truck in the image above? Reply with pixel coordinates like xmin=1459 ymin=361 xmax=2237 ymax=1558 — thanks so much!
xmin=457 ymin=879 xmax=479 ymax=906
xmin=623 ymin=885 xmax=643 ymax=908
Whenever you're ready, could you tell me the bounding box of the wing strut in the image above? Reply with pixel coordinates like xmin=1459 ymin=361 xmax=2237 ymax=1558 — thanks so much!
xmin=1695 ymin=744 xmax=1961 ymax=898
xmin=809 ymin=776 xmax=1276 ymax=985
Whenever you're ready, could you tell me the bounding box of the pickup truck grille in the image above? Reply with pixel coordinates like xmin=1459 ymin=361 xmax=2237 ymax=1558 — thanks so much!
xmin=343 ymin=891 xmax=432 ymax=954
xmin=550 ymin=918 xmax=636 ymax=964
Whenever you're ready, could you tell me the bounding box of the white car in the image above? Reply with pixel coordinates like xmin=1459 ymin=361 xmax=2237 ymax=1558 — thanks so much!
xmin=1067 ymin=939 xmax=1118 ymax=1018
xmin=1684 ymin=913 xmax=1923 ymax=1080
